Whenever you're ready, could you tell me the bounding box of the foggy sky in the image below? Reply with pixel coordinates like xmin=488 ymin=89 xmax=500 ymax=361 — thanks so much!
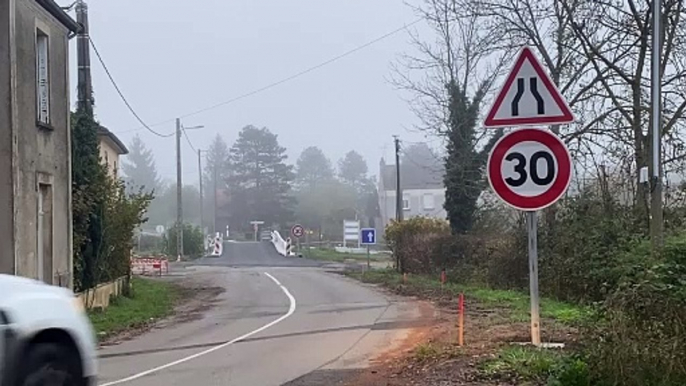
xmin=66 ymin=0 xmax=432 ymax=184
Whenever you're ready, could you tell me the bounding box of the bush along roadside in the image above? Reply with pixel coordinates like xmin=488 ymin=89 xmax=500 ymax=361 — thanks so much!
xmin=364 ymin=207 xmax=686 ymax=385
xmin=88 ymin=277 xmax=179 ymax=342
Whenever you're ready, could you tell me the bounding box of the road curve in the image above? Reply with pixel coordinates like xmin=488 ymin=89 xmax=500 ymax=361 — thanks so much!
xmin=97 ymin=242 xmax=420 ymax=386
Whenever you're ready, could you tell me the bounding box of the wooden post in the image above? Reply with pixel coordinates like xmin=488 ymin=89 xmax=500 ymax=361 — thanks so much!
xmin=458 ymin=293 xmax=465 ymax=346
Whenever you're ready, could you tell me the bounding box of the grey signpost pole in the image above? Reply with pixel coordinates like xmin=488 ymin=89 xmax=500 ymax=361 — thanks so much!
xmin=527 ymin=211 xmax=541 ymax=346
xmin=483 ymin=47 xmax=574 ymax=348
xmin=366 ymin=245 xmax=371 ymax=271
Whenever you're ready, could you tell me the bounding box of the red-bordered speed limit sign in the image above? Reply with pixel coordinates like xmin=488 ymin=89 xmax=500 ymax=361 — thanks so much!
xmin=487 ymin=128 xmax=571 ymax=211
xmin=291 ymin=224 xmax=305 ymax=238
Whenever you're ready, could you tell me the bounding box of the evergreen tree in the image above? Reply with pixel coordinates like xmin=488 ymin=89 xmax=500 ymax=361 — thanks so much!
xmin=443 ymin=80 xmax=501 ymax=234
xmin=227 ymin=125 xmax=294 ymax=229
xmin=121 ymin=135 xmax=159 ymax=193
xmin=204 ymin=134 xmax=230 ymax=189
xmin=295 ymin=146 xmax=334 ymax=189
xmin=338 ymin=150 xmax=368 ymax=191
xmin=71 ymin=106 xmax=106 ymax=290
xmin=203 ymin=134 xmax=230 ymax=231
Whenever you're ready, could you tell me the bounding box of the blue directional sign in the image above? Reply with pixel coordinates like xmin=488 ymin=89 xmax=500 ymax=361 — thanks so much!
xmin=360 ymin=228 xmax=376 ymax=245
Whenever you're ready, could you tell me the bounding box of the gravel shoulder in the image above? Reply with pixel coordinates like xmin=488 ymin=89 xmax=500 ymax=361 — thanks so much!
xmin=338 ymin=270 xmax=581 ymax=386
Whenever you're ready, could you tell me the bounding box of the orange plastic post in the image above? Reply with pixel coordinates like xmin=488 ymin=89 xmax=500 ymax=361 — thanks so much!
xmin=458 ymin=293 xmax=465 ymax=346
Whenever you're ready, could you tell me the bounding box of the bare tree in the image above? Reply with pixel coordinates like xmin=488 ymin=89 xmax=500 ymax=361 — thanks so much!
xmin=392 ymin=0 xmax=511 ymax=137
xmin=559 ymin=0 xmax=686 ymax=211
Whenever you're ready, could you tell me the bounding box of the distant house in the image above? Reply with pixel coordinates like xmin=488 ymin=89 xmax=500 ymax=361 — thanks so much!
xmin=98 ymin=126 xmax=128 ymax=177
xmin=0 ymin=0 xmax=80 ymax=287
xmin=377 ymin=158 xmax=447 ymax=231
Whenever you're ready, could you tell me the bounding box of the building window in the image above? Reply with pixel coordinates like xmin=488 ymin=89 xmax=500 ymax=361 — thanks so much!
xmin=422 ymin=194 xmax=435 ymax=210
xmin=36 ymin=30 xmax=50 ymax=125
xmin=402 ymin=196 xmax=410 ymax=211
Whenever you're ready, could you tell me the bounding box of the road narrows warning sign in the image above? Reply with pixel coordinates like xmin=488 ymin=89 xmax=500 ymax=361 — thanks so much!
xmin=484 ymin=47 xmax=574 ymax=127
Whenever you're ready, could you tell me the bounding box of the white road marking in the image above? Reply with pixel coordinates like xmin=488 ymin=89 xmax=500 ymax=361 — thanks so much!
xmin=100 ymin=272 xmax=296 ymax=386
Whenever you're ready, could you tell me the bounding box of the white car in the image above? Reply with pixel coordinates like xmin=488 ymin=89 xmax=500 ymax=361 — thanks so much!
xmin=0 ymin=274 xmax=97 ymax=386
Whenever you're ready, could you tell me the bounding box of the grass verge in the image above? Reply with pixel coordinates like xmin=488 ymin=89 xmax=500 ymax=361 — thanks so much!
xmin=304 ymin=248 xmax=390 ymax=263
xmin=88 ymin=277 xmax=180 ymax=340
xmin=346 ymin=269 xmax=591 ymax=325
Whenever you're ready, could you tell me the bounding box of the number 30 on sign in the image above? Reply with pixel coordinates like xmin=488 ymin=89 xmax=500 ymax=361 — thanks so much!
xmin=487 ymin=128 xmax=571 ymax=211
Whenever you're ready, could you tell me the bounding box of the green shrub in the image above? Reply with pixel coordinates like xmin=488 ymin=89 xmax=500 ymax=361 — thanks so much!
xmin=385 ymin=217 xmax=450 ymax=274
xmin=480 ymin=346 xmax=592 ymax=385
xmin=585 ymin=235 xmax=686 ymax=386
xmin=538 ymin=190 xmax=644 ymax=303
xmin=548 ymin=356 xmax=591 ymax=386
xmin=164 ymin=223 xmax=205 ymax=258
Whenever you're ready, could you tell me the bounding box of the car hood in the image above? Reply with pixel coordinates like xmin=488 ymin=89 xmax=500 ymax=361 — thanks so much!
xmin=0 ymin=274 xmax=72 ymax=299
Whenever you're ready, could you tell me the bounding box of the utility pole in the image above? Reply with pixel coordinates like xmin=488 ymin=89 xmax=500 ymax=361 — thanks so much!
xmin=393 ymin=135 xmax=403 ymax=273
xmin=394 ymin=136 xmax=403 ymax=222
xmin=75 ymin=0 xmax=92 ymax=110
xmin=176 ymin=119 xmax=184 ymax=262
xmin=213 ymin=164 xmax=218 ymax=235
xmin=198 ymin=150 xmax=204 ymax=235
xmin=650 ymin=0 xmax=663 ymax=254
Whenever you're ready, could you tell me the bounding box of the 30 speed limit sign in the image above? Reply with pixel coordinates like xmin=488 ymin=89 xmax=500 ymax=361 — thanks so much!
xmin=487 ymin=128 xmax=571 ymax=211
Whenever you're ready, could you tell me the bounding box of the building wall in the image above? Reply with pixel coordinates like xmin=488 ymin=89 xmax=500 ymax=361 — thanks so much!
xmin=8 ymin=0 xmax=72 ymax=286
xmin=0 ymin=0 xmax=15 ymax=275
xmin=99 ymin=138 xmax=121 ymax=177
xmin=378 ymin=188 xmax=447 ymax=230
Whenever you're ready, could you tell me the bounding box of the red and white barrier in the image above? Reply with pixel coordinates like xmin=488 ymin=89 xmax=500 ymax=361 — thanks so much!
xmin=210 ymin=234 xmax=223 ymax=256
xmin=131 ymin=257 xmax=169 ymax=276
xmin=271 ymin=231 xmax=292 ymax=256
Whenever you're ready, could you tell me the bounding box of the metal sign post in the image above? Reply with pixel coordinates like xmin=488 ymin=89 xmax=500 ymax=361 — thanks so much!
xmin=484 ymin=47 xmax=575 ymax=347
xmin=251 ymin=221 xmax=264 ymax=242
xmin=526 ymin=211 xmax=541 ymax=345
xmin=360 ymin=228 xmax=376 ymax=272
xmin=488 ymin=129 xmax=570 ymax=346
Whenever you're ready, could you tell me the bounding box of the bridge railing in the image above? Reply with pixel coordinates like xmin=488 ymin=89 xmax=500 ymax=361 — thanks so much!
xmin=271 ymin=230 xmax=289 ymax=256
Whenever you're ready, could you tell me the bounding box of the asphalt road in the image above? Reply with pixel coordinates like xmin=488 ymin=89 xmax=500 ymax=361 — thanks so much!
xmin=97 ymin=242 xmax=420 ymax=386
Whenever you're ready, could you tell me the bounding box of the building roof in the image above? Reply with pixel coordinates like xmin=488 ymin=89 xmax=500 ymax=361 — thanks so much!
xmin=97 ymin=126 xmax=129 ymax=155
xmin=36 ymin=0 xmax=81 ymax=33
xmin=380 ymin=163 xmax=444 ymax=191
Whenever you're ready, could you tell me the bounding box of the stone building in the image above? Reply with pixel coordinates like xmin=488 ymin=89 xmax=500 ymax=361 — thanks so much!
xmin=0 ymin=0 xmax=80 ymax=287
xmin=98 ymin=126 xmax=128 ymax=177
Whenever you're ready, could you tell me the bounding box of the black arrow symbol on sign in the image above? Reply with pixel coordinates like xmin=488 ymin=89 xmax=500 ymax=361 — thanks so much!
xmin=511 ymin=78 xmax=545 ymax=116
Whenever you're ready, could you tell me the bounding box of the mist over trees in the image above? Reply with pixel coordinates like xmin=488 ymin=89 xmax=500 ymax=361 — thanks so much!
xmin=226 ymin=125 xmax=295 ymax=231
xmin=122 ymin=129 xmax=382 ymax=240
xmin=202 ymin=134 xmax=230 ymax=232
xmin=295 ymin=146 xmax=334 ymax=188
xmin=338 ymin=150 xmax=368 ymax=190
xmin=121 ymin=134 xmax=160 ymax=194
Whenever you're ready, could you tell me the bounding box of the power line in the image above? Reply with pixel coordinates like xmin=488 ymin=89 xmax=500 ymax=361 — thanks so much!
xmin=181 ymin=127 xmax=197 ymax=153
xmin=89 ymin=37 xmax=174 ymax=138
xmin=121 ymin=18 xmax=423 ymax=134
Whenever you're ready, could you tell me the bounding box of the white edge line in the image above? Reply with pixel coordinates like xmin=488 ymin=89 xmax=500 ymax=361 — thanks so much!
xmin=99 ymin=272 xmax=296 ymax=386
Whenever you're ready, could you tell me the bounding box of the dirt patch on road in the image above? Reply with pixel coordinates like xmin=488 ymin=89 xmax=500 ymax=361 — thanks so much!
xmin=99 ymin=276 xmax=224 ymax=346
xmin=341 ymin=279 xmax=578 ymax=386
